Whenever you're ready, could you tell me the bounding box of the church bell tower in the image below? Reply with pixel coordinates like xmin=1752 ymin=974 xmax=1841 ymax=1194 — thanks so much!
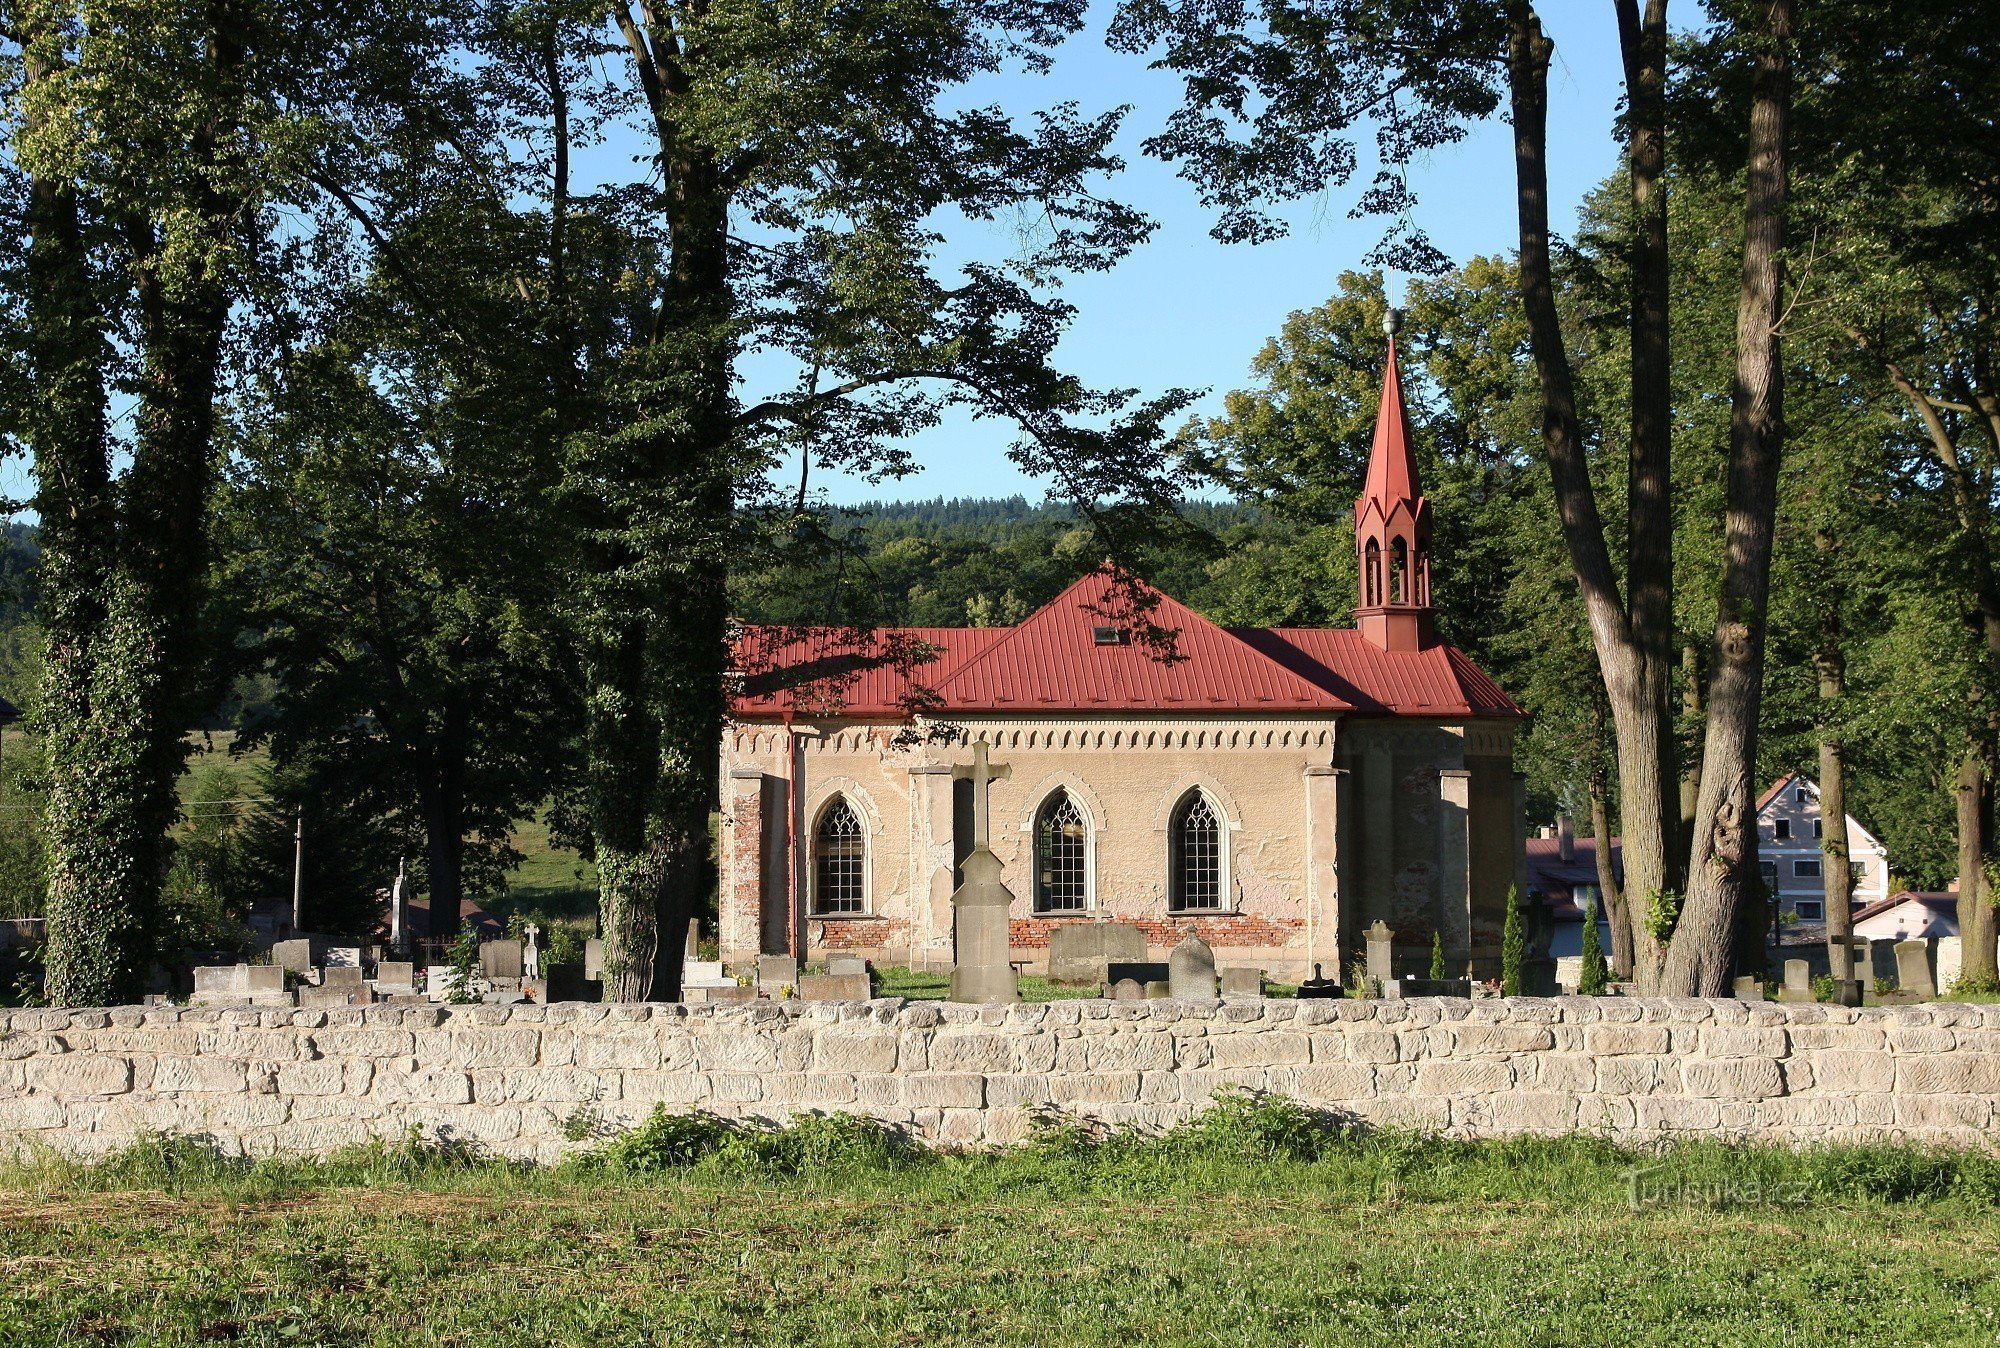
xmin=1353 ymin=309 xmax=1435 ymax=653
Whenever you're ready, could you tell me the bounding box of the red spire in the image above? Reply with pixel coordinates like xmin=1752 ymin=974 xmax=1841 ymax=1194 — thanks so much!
xmin=1360 ymin=337 xmax=1423 ymax=512
xmin=1353 ymin=311 xmax=1435 ymax=652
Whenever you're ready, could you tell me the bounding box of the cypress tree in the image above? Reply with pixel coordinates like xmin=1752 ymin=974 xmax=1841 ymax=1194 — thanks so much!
xmin=1579 ymin=898 xmax=1609 ymax=996
xmin=1429 ymin=930 xmax=1446 ymax=981
xmin=1501 ymin=885 xmax=1525 ymax=996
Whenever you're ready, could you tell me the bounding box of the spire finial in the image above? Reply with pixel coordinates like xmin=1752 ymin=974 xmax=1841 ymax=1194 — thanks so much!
xmin=1383 ymin=307 xmax=1403 ymax=339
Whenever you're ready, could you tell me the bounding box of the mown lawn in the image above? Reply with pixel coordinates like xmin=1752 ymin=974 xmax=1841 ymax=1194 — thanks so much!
xmin=4 ymin=1107 xmax=2000 ymax=1347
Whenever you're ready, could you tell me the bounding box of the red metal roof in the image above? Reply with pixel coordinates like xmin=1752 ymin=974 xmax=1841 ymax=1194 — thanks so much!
xmin=1234 ymin=628 xmax=1523 ymax=718
xmin=1359 ymin=338 xmax=1422 ymax=515
xmin=730 ymin=569 xmax=1522 ymax=721
xmin=928 ymin=571 xmax=1347 ymax=712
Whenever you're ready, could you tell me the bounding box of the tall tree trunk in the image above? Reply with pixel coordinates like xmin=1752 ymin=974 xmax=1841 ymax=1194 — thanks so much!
xmin=1680 ymin=642 xmax=1703 ymax=855
xmin=24 ymin=38 xmax=127 ymax=1005
xmin=1660 ymin=0 xmax=1792 ymax=996
xmin=1506 ymin=6 xmax=1678 ymax=989
xmin=423 ymin=700 xmax=470 ymax=939
xmin=1591 ymin=781 xmax=1632 ymax=981
xmin=1959 ymin=752 xmax=1999 ymax=989
xmin=1816 ymin=587 xmax=1856 ymax=981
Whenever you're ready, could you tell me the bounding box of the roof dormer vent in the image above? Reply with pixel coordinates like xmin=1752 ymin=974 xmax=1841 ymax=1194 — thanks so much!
xmin=1091 ymin=625 xmax=1123 ymax=646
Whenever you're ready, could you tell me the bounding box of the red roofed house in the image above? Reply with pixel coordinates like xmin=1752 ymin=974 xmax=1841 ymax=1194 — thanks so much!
xmin=720 ymin=329 xmax=1528 ymax=982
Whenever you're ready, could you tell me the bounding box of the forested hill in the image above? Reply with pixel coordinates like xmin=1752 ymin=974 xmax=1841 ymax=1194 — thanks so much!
xmin=729 ymin=496 xmax=1283 ymax=632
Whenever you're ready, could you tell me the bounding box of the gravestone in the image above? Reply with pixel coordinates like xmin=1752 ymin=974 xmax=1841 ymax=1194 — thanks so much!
xmin=797 ymin=972 xmax=872 ymax=1001
xmin=426 ymin=966 xmax=462 ymax=1002
xmin=584 ymin=938 xmax=604 ymax=982
xmin=826 ymin=956 xmax=869 ymax=978
xmin=1109 ymin=977 xmax=1145 ymax=1001
xmin=1048 ymin=922 xmax=1148 ymax=985
xmin=522 ymin=925 xmax=542 ymax=981
xmin=681 ymin=960 xmax=736 ymax=992
xmin=299 ymin=984 xmax=369 ymax=1007
xmin=387 ymin=861 xmax=410 ymax=952
xmin=1827 ymin=933 xmax=1864 ymax=983
xmin=1868 ymin=938 xmax=1900 ymax=986
xmin=190 ymin=965 xmax=245 ymax=1003
xmin=1365 ymin=921 xmax=1396 ymax=991
xmin=1777 ymin=959 xmax=1815 ymax=1003
xmin=271 ymin=938 xmax=321 ymax=974
xmin=543 ymin=963 xmax=600 ymax=1003
xmin=948 ymin=739 xmax=1019 ymax=1004
xmin=1168 ymin=933 xmax=1218 ymax=999
xmin=1144 ymin=980 xmax=1172 ymax=999
xmin=481 ymin=940 xmax=524 ymax=981
xmin=325 ymin=947 xmax=362 ymax=969
xmin=757 ymin=955 xmax=799 ymax=987
xmin=1105 ymin=961 xmax=1169 ymax=986
xmin=1392 ymin=976 xmax=1473 ymax=999
xmin=1895 ymin=940 xmax=1937 ymax=999
xmin=1218 ymin=966 xmax=1263 ymax=999
xmin=321 ymin=965 xmax=364 ymax=989
xmin=1296 ymin=963 xmax=1341 ymax=999
xmin=373 ymin=962 xmax=416 ymax=996
xmin=696 ymin=984 xmax=758 ymax=1004
xmin=1732 ymin=975 xmax=1766 ymax=1002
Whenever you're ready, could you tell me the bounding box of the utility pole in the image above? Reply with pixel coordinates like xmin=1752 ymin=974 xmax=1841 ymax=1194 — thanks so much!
xmin=291 ymin=814 xmax=305 ymax=932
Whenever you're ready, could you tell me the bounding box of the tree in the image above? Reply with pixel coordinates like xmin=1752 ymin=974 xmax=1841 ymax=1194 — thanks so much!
xmin=1500 ymin=884 xmax=1523 ymax=996
xmin=508 ymin=0 xmax=1196 ymax=999
xmin=1579 ymin=898 xmax=1608 ymax=996
xmin=1113 ymin=0 xmax=1803 ymax=993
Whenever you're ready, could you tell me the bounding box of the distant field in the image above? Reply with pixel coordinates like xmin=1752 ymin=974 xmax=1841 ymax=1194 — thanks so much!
xmin=2 ymin=1114 xmax=1999 ymax=1346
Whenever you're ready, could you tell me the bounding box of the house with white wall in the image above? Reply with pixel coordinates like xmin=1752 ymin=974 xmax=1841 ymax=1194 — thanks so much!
xmin=1756 ymin=773 xmax=1891 ymax=921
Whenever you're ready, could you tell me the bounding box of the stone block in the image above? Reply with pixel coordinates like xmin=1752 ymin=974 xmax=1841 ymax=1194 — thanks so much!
xmin=1701 ymin=1026 xmax=1787 ymax=1059
xmin=901 ymin=1073 xmax=984 ymax=1109
xmin=1681 ymin=1056 xmax=1784 ymax=1100
xmin=1412 ymin=1060 xmax=1513 ymax=1096
xmin=930 ymin=1033 xmax=1014 ymax=1074
xmin=1450 ymin=1024 xmax=1554 ymax=1055
xmin=1048 ymin=923 xmax=1149 ymax=984
xmin=27 ymin=1055 xmax=132 ymax=1096
xmin=812 ymin=1033 xmax=899 ymax=1075
xmin=757 ymin=955 xmax=799 ymax=987
xmin=798 ymin=973 xmax=872 ymax=1001
xmin=192 ymin=966 xmax=246 ymax=996
xmin=151 ymin=1056 xmax=247 ymax=1093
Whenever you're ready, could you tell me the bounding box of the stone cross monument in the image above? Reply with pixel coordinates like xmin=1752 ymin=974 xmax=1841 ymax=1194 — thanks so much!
xmin=949 ymin=739 xmax=1019 ymax=1004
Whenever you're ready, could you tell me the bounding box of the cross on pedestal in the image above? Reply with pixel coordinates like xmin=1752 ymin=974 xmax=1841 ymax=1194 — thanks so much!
xmin=952 ymin=739 xmax=1011 ymax=851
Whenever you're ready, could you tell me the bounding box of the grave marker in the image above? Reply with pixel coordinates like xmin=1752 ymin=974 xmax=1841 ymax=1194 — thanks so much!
xmin=1168 ymin=933 xmax=1218 ymax=999
xmin=1895 ymin=940 xmax=1937 ymax=1000
xmin=948 ymin=739 xmax=1019 ymax=1004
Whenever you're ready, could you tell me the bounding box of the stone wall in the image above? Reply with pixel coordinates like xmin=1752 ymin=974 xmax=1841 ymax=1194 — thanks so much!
xmin=3 ymin=996 xmax=1997 ymax=1163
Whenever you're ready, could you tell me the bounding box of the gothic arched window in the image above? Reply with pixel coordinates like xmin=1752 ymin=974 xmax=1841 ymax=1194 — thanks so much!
xmin=1390 ymin=537 xmax=1409 ymax=604
xmin=1170 ymin=791 xmax=1224 ymax=911
xmin=1034 ymin=791 xmax=1089 ymax=914
xmin=813 ymin=798 xmax=867 ymax=915
xmin=1364 ymin=538 xmax=1382 ymax=606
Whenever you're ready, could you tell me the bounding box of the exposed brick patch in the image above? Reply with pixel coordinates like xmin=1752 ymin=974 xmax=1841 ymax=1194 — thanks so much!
xmin=1008 ymin=916 xmax=1302 ymax=950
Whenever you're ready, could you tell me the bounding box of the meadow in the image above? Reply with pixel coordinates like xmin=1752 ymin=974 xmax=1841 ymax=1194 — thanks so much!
xmin=3 ymin=1098 xmax=1998 ymax=1346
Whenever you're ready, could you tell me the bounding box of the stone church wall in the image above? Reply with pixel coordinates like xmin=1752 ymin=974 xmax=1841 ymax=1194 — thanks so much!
xmin=3 ymin=997 xmax=1996 ymax=1162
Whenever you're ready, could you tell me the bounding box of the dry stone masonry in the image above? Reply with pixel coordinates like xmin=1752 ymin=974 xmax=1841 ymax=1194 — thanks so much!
xmin=2 ymin=996 xmax=1998 ymax=1162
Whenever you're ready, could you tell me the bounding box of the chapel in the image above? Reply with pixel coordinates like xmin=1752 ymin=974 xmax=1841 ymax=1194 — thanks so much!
xmin=718 ymin=327 xmax=1527 ymax=983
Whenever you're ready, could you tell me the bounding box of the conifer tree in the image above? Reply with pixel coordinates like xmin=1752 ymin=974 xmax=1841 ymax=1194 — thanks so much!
xmin=1501 ymin=885 xmax=1524 ymax=997
xmin=1429 ymin=930 xmax=1446 ymax=982
xmin=1579 ymin=899 xmax=1608 ymax=997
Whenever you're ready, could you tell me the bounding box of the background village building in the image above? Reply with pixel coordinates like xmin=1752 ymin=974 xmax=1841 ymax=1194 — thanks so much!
xmin=1852 ymin=890 xmax=1958 ymax=942
xmin=718 ymin=329 xmax=1528 ymax=982
xmin=1755 ymin=772 xmax=1891 ymax=920
xmin=1528 ymin=771 xmax=1896 ymax=958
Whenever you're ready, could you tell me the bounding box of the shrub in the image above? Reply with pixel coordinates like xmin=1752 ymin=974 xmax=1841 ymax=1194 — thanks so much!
xmin=593 ymin=1106 xmax=734 ymax=1172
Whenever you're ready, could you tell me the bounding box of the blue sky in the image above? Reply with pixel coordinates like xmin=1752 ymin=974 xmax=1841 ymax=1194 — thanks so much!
xmin=789 ymin=2 xmax=1632 ymax=505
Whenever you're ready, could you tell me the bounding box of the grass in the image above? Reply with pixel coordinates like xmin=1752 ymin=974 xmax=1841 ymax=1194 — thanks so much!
xmin=874 ymin=965 xmax=1102 ymax=1002
xmin=3 ymin=1099 xmax=2000 ymax=1345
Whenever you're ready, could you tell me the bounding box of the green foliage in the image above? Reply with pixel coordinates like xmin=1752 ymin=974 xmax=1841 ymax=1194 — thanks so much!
xmin=1647 ymin=889 xmax=1683 ymax=944
xmin=1501 ymin=886 xmax=1524 ymax=997
xmin=442 ymin=931 xmax=480 ymax=1006
xmin=1428 ymin=930 xmax=1446 ymax=981
xmin=1579 ymin=900 xmax=1609 ymax=997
